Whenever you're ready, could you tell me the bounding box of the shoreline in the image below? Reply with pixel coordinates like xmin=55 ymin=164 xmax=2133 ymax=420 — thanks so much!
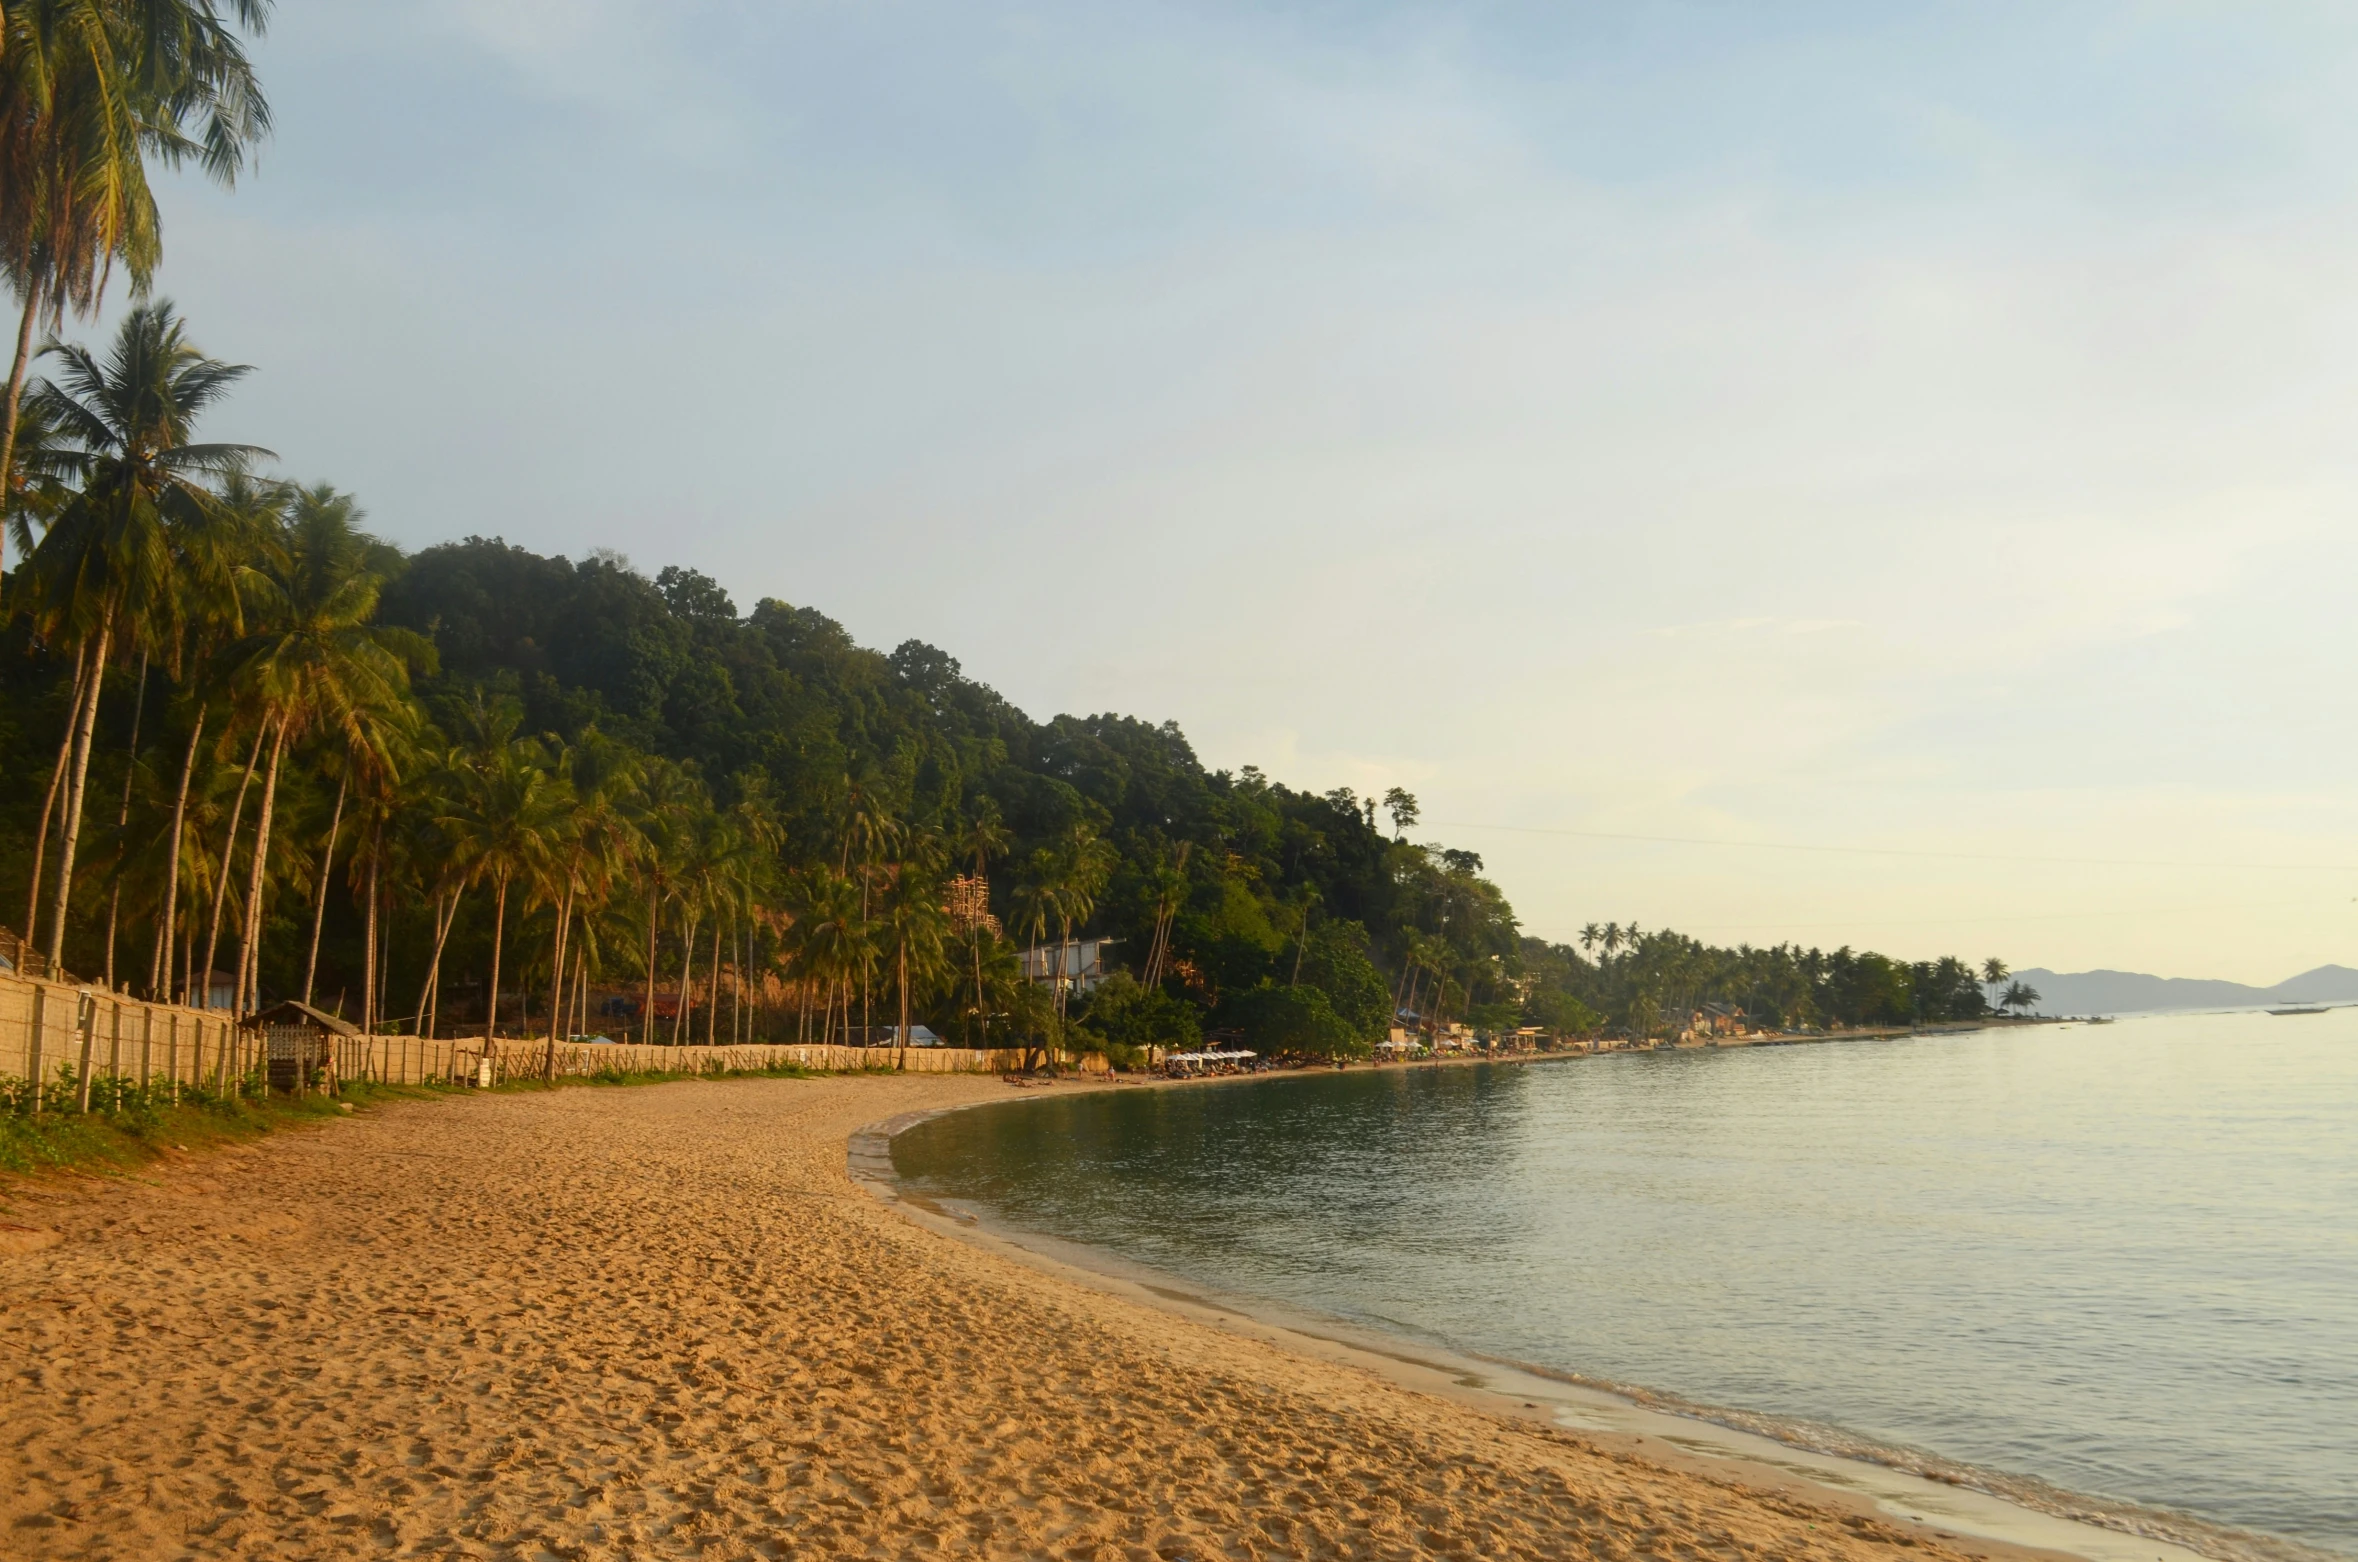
xmin=4 ymin=1073 xmax=2073 ymax=1561
xmin=0 ymin=1068 xmax=2323 ymax=1562
xmin=856 ymin=1077 xmax=2308 ymax=1562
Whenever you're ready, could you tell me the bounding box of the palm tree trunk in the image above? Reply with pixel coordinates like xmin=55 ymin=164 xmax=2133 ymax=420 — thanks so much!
xmin=642 ymin=889 xmax=659 ymax=1045
xmin=673 ymin=914 xmax=698 ymax=1046
xmin=706 ymin=920 xmax=721 ymax=1046
xmin=102 ymin=653 xmax=150 ymax=990
xmin=22 ymin=643 xmax=87 ymax=959
xmin=0 ymin=282 xmax=43 ymax=582
xmin=45 ymin=612 xmax=113 ymax=969
xmin=414 ymin=887 xmax=459 ymax=1038
xmin=486 ymin=872 xmax=510 ymax=1042
xmin=543 ymin=894 xmax=570 ymax=1080
xmin=362 ymin=846 xmax=380 ymax=1034
xmin=302 ymin=762 xmax=348 ymax=1005
xmin=895 ymin=943 xmax=909 ymax=1071
xmin=198 ymin=725 xmax=264 ymax=1009
xmin=547 ymin=890 xmax=570 ymax=1043
xmin=151 ymin=703 xmax=205 ymax=999
xmin=374 ymin=858 xmax=390 ymax=1031
xmin=233 ymin=717 xmax=287 ymax=1017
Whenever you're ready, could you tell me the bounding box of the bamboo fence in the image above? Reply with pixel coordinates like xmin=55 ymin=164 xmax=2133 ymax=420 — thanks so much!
xmin=0 ymin=967 xmax=1029 ymax=1105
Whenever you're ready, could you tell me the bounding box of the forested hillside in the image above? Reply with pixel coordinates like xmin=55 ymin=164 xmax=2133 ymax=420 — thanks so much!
xmin=4 ymin=510 xmax=2003 ymax=1054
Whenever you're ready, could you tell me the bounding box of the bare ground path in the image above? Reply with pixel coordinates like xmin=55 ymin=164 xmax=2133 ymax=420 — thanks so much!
xmin=2 ymin=1077 xmax=2005 ymax=1560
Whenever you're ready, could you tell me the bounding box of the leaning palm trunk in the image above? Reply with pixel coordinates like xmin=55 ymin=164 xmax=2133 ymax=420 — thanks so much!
xmin=0 ymin=283 xmax=43 ymax=581
xmin=642 ymin=889 xmax=659 ymax=1045
xmin=543 ymin=891 xmax=573 ymax=1080
xmin=102 ymin=653 xmax=150 ymax=989
xmin=895 ymin=943 xmax=910 ymax=1071
xmin=302 ymin=764 xmax=348 ymax=1005
xmin=233 ymin=718 xmax=287 ymax=1016
xmin=484 ymin=871 xmax=511 ymax=1043
xmin=972 ymin=927 xmax=986 ymax=1046
xmin=706 ymin=921 xmax=721 ymax=1046
xmin=361 ymin=848 xmax=380 ymax=1034
xmin=673 ymin=915 xmax=698 ymax=1046
xmin=546 ymin=894 xmax=570 ymax=1043
xmin=21 ymin=644 xmax=86 ymax=958
xmin=198 ymin=726 xmax=266 ymax=1008
xmin=150 ymin=703 xmax=206 ymax=998
xmin=45 ymin=613 xmax=114 ymax=969
xmin=412 ymin=887 xmax=461 ymax=1039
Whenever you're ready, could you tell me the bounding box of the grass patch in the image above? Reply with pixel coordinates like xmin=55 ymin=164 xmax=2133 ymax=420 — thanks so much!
xmin=0 ymin=1077 xmax=455 ymax=1183
xmin=489 ymin=1058 xmax=827 ymax=1092
xmin=2 ymin=1054 xmax=892 ymax=1185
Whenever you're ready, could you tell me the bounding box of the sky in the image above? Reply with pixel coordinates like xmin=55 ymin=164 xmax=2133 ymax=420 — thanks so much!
xmin=124 ymin=0 xmax=2358 ymax=983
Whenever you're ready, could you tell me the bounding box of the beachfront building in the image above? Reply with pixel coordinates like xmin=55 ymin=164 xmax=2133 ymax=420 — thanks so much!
xmin=1019 ymin=937 xmax=1120 ymax=995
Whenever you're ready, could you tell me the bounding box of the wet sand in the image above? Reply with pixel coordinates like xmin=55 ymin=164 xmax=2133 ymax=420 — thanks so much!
xmin=2 ymin=1074 xmax=2117 ymax=1560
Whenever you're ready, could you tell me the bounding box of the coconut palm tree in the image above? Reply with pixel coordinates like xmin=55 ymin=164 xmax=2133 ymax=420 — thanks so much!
xmin=878 ymin=830 xmax=949 ymax=1069
xmin=143 ymin=467 xmax=272 ymax=997
xmin=1045 ymin=825 xmax=1115 ymax=1041
xmin=789 ymin=868 xmax=865 ymax=1047
xmin=217 ymin=482 xmax=424 ymax=1013
xmin=951 ymin=800 xmax=1010 ymax=1042
xmin=529 ymin=731 xmax=639 ymax=1069
xmin=0 ymin=0 xmax=274 ymax=577
xmin=1980 ymin=957 xmax=2010 ymax=1012
xmin=1008 ymin=853 xmax=1054 ymax=1059
xmin=15 ymin=299 xmax=266 ymax=970
xmin=836 ymin=775 xmax=899 ymax=1034
xmin=1135 ymin=840 xmax=1189 ymax=994
xmin=439 ymin=700 xmax=563 ymax=1041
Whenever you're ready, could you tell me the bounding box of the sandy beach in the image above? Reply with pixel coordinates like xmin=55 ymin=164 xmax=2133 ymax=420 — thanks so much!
xmin=1 ymin=1074 xmax=2094 ymax=1561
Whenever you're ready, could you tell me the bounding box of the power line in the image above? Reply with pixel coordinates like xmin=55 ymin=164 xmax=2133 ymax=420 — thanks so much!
xmin=1429 ymin=822 xmax=2358 ymax=874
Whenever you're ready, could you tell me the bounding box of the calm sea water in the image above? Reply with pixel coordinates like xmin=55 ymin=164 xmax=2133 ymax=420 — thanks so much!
xmin=893 ymin=1011 xmax=2358 ymax=1556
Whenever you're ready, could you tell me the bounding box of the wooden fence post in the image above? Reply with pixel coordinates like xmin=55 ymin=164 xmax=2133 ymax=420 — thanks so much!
xmin=26 ymin=985 xmax=47 ymax=1114
xmin=167 ymin=1012 xmax=180 ymax=1102
xmin=140 ymin=1005 xmax=154 ymax=1090
xmin=74 ymin=992 xmax=98 ymax=1112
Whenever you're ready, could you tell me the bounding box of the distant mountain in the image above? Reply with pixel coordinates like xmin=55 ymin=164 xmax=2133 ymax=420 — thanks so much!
xmin=2010 ymin=965 xmax=2358 ymax=1016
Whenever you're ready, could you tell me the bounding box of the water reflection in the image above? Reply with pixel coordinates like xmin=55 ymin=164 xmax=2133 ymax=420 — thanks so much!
xmin=893 ymin=1014 xmax=2358 ymax=1556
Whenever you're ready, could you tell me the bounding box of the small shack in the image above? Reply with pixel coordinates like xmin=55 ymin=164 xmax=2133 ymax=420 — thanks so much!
xmin=246 ymin=999 xmax=358 ymax=1093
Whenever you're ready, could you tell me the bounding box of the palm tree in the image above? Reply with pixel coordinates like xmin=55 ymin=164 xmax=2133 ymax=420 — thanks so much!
xmin=217 ymin=482 xmax=423 ymax=1014
xmin=952 ymin=800 xmax=1010 ymax=1042
xmin=789 ymin=868 xmax=865 ymax=1047
xmin=836 ymin=774 xmax=898 ymax=1035
xmin=15 ymin=299 xmax=265 ymax=971
xmin=1980 ymin=957 xmax=2010 ymax=1012
xmin=439 ymin=703 xmax=563 ymax=1042
xmin=878 ymin=830 xmax=949 ymax=1069
xmin=0 ymin=0 xmax=273 ymax=577
xmin=142 ymin=466 xmax=271 ymax=998
xmin=1008 ymin=852 xmax=1054 ymax=1061
xmin=531 ymin=732 xmax=639 ymax=1069
xmin=1136 ymin=840 xmax=1190 ymax=994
